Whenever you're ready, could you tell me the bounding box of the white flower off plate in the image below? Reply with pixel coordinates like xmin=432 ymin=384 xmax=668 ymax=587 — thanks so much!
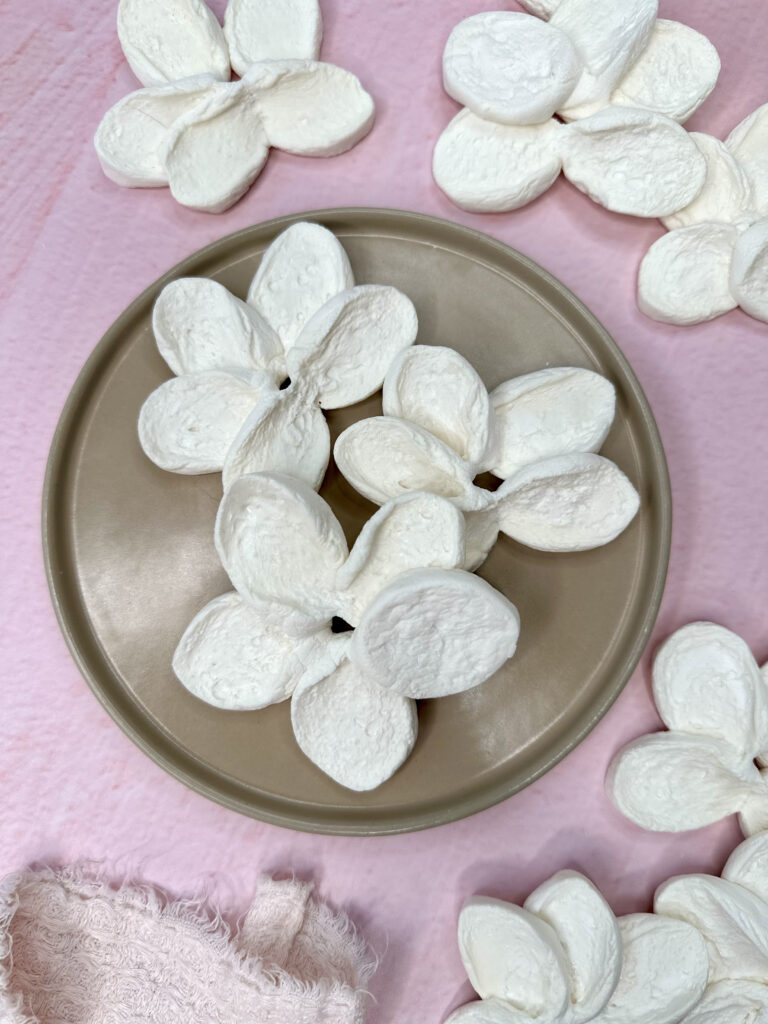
xmin=43 ymin=209 xmax=670 ymax=835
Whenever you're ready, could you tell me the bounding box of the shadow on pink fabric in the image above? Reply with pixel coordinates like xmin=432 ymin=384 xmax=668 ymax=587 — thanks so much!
xmin=0 ymin=868 xmax=374 ymax=1023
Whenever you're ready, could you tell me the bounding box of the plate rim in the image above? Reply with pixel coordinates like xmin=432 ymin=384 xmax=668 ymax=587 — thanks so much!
xmin=42 ymin=206 xmax=672 ymax=836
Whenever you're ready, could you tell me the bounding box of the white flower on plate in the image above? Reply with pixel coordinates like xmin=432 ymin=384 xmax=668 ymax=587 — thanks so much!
xmin=447 ymin=870 xmax=709 ymax=1024
xmin=608 ymin=622 xmax=768 ymax=837
xmin=138 ymin=221 xmax=417 ymax=490
xmin=638 ymin=105 xmax=768 ymax=325
xmin=334 ymin=346 xmax=639 ymax=570
xmin=94 ymin=0 xmax=374 ymax=212
xmin=174 ymin=472 xmax=520 ymax=791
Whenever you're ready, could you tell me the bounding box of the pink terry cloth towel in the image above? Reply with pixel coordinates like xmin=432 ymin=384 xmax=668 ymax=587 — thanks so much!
xmin=0 ymin=868 xmax=374 ymax=1023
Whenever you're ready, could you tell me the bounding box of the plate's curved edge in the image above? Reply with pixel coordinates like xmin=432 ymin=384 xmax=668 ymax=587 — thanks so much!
xmin=41 ymin=207 xmax=672 ymax=837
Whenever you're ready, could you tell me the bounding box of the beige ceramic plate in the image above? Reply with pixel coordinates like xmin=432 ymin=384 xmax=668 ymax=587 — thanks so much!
xmin=43 ymin=208 xmax=670 ymax=836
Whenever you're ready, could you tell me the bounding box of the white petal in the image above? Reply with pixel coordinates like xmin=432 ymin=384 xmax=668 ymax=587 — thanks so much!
xmin=517 ymin=0 xmax=562 ymax=19
xmin=524 ymin=871 xmax=621 ymax=1023
xmin=433 ymin=110 xmax=562 ymax=213
xmin=726 ymin=104 xmax=768 ymax=218
xmin=638 ymin=224 xmax=739 ymax=325
xmin=222 ymin=383 xmax=330 ymax=491
xmin=680 ymin=981 xmax=768 ymax=1024
xmin=730 ymin=219 xmax=768 ymax=324
xmin=723 ymin=832 xmax=768 ymax=903
xmin=611 ymin=20 xmax=720 ymax=124
xmin=457 ymin=897 xmax=569 ymax=1014
xmin=244 ymin=60 xmax=374 ymax=157
xmin=291 ymin=658 xmax=417 ymax=791
xmin=662 ymin=134 xmax=754 ymax=230
xmin=163 ymin=83 xmax=269 ymax=213
xmin=655 ymin=874 xmax=768 ymax=985
xmin=652 ymin=622 xmax=768 ymax=761
xmin=94 ymin=76 xmax=218 ymax=188
xmin=550 ymin=0 xmax=658 ymax=119
xmin=561 ymin=107 xmax=706 ymax=216
xmin=593 ymin=914 xmax=708 ymax=1024
xmin=153 ymin=277 xmax=282 ymax=377
xmin=224 ymin=0 xmax=322 ymax=75
xmin=138 ymin=369 xmax=263 ymax=474
xmin=334 ymin=417 xmax=476 ymax=508
xmin=286 ymin=285 xmax=418 ymax=409
xmin=487 ymin=368 xmax=615 ymax=480
xmin=442 ymin=12 xmax=581 ymax=125
xmin=350 ymin=568 xmax=520 ymax=699
xmin=337 ymin=493 xmax=465 ymax=625
xmin=463 ymin=509 xmax=501 ymax=571
xmin=117 ymin=0 xmax=230 ymax=87
xmin=174 ymin=592 xmax=328 ymax=709
xmin=495 ymin=453 xmax=639 ymax=552
xmin=383 ymin=346 xmax=491 ymax=467
xmin=247 ymin=222 xmax=354 ymax=351
xmin=738 ymin=789 xmax=768 ymax=838
xmin=445 ymin=1001 xmax=536 ymax=1024
xmin=607 ymin=732 xmax=759 ymax=832
xmin=215 ymin=472 xmax=347 ymax=621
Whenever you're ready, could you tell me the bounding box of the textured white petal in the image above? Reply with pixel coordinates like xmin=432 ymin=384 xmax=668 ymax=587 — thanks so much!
xmin=286 ymin=285 xmax=418 ymax=409
xmin=593 ymin=914 xmax=708 ymax=1024
xmin=138 ymin=369 xmax=263 ymax=474
xmin=561 ymin=107 xmax=706 ymax=217
xmin=525 ymin=871 xmax=621 ymax=1023
xmin=247 ymin=222 xmax=354 ymax=351
xmin=638 ymin=223 xmax=739 ymax=325
xmin=163 ymin=84 xmax=269 ymax=213
xmin=442 ymin=12 xmax=581 ymax=126
xmin=334 ymin=417 xmax=476 ymax=508
xmin=517 ymin=0 xmax=562 ymax=19
xmin=487 ymin=368 xmax=615 ymax=481
xmin=457 ymin=897 xmax=569 ymax=1014
xmin=496 ymin=453 xmax=639 ymax=552
xmin=351 ymin=568 xmax=520 ymax=700
xmin=245 ymin=61 xmax=374 ymax=157
xmin=445 ymin=1000 xmax=536 ymax=1024
xmin=337 ymin=493 xmax=465 ymax=625
xmin=463 ymin=509 xmax=501 ymax=572
xmin=723 ymin=832 xmax=768 ymax=903
xmin=680 ymin=981 xmax=768 ymax=1024
xmin=662 ymin=134 xmax=754 ymax=230
xmin=94 ymin=76 xmax=217 ymax=188
xmin=383 ymin=346 xmax=491 ymax=467
xmin=224 ymin=0 xmax=322 ymax=75
xmin=730 ymin=219 xmax=768 ymax=324
xmin=652 ymin=622 xmax=768 ymax=760
xmin=291 ymin=658 xmax=417 ymax=791
xmin=173 ymin=592 xmax=328 ymax=709
xmin=433 ymin=110 xmax=562 ymax=213
xmin=550 ymin=0 xmax=658 ymax=119
xmin=607 ymin=732 xmax=759 ymax=832
xmin=726 ymin=104 xmax=768 ymax=218
xmin=117 ymin=0 xmax=230 ymax=87
xmin=215 ymin=472 xmax=347 ymax=621
xmin=153 ymin=277 xmax=282 ymax=377
xmin=222 ymin=383 xmax=330 ymax=491
xmin=655 ymin=874 xmax=768 ymax=986
xmin=738 ymin=790 xmax=768 ymax=838
xmin=611 ymin=20 xmax=720 ymax=124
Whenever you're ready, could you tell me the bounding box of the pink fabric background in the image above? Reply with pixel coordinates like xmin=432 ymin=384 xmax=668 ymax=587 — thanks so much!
xmin=2 ymin=1 xmax=768 ymax=1019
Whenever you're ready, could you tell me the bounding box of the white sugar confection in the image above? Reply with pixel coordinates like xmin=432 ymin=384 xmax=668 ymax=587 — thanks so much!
xmin=638 ymin=223 xmax=739 ymax=325
xmin=487 ymin=367 xmax=615 ymax=480
xmin=524 ymin=871 xmax=621 ymax=1023
xmin=560 ymin=107 xmax=706 ymax=217
xmin=662 ymin=134 xmax=753 ymax=230
xmin=117 ymin=0 xmax=230 ymax=87
xmin=94 ymin=75 xmax=217 ymax=187
xmin=726 ymin=104 xmax=768 ymax=217
xmin=225 ymin=0 xmax=322 ymax=76
xmin=247 ymin=221 xmax=354 ymax=350
xmin=291 ymin=658 xmax=417 ymax=791
xmin=442 ymin=12 xmax=582 ymax=126
xmin=517 ymin=0 xmax=562 ymax=18
xmin=611 ymin=20 xmax=720 ymax=124
xmin=723 ymin=830 xmax=768 ymax=904
xmin=432 ymin=109 xmax=562 ymax=212
xmin=445 ymin=999 xmax=534 ymax=1024
xmin=463 ymin=509 xmax=503 ymax=573
xmin=680 ymin=980 xmax=768 ymax=1024
xmin=730 ymin=219 xmax=768 ymax=323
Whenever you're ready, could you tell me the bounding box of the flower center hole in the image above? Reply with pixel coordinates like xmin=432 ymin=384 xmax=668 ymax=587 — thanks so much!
xmin=331 ymin=616 xmax=354 ymax=634
xmin=473 ymin=471 xmax=502 ymax=492
xmin=279 ymin=376 xmax=292 ymax=390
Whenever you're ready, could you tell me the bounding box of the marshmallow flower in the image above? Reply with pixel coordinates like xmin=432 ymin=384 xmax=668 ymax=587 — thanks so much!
xmin=95 ymin=0 xmax=374 ymax=212
xmin=334 ymin=346 xmax=640 ymax=570
xmin=608 ymin=622 xmax=768 ymax=837
xmin=138 ymin=222 xmax=417 ymax=489
xmin=639 ymin=105 xmax=768 ymax=325
xmin=174 ymin=473 xmax=520 ymax=791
